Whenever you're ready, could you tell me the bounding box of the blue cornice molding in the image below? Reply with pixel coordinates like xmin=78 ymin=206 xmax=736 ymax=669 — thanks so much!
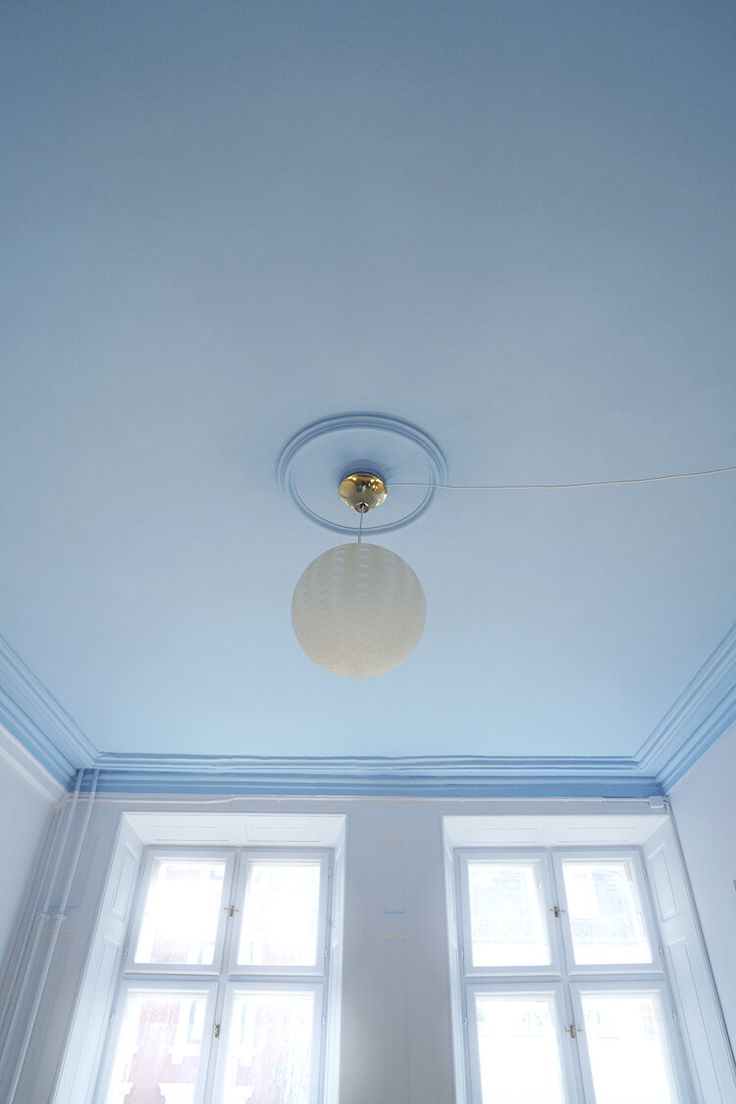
xmin=0 ymin=636 xmax=97 ymax=787
xmin=89 ymin=751 xmax=660 ymax=798
xmin=635 ymin=622 xmax=736 ymax=790
xmin=1 ymin=624 xmax=735 ymax=797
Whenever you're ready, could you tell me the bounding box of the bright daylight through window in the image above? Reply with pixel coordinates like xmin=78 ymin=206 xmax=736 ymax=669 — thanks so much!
xmin=453 ymin=849 xmax=689 ymax=1104
xmin=97 ymin=848 xmax=334 ymax=1104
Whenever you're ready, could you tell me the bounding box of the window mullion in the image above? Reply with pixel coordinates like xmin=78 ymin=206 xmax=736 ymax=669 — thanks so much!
xmin=551 ymin=850 xmax=580 ymax=977
xmin=543 ymin=850 xmax=568 ymax=977
xmin=542 ymin=859 xmax=587 ymax=1104
xmin=219 ymin=850 xmax=244 ymax=978
xmin=546 ymin=853 xmax=584 ymax=1102
xmin=556 ymin=972 xmax=588 ymax=1104
xmin=200 ymin=975 xmax=229 ymax=1104
xmin=198 ymin=852 xmax=241 ymax=1104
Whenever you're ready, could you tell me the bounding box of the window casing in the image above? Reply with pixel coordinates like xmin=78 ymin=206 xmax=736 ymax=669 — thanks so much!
xmin=94 ymin=846 xmax=335 ymax=1104
xmin=452 ymin=847 xmax=693 ymax=1104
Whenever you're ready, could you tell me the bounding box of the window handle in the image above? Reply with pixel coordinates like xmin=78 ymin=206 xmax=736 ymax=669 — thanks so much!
xmin=566 ymin=1025 xmax=582 ymax=1039
xmin=550 ymin=905 xmax=566 ymax=918
xmin=224 ymin=904 xmax=239 ymax=918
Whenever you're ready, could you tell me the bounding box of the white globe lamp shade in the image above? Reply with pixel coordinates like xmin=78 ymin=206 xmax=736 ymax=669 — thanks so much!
xmin=291 ymin=542 xmax=426 ymax=678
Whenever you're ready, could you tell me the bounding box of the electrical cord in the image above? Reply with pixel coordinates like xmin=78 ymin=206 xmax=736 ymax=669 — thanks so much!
xmin=391 ymin=463 xmax=736 ymax=492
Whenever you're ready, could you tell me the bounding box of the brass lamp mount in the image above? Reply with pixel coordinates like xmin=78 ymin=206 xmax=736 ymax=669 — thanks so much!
xmin=338 ymin=472 xmax=388 ymax=514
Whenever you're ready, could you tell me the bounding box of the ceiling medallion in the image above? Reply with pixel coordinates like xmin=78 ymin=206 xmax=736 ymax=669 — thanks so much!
xmin=281 ymin=414 xmax=444 ymax=677
xmin=277 ymin=412 xmax=446 ymax=535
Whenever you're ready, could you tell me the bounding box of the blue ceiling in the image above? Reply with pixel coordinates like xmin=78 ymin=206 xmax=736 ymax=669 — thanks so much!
xmin=1 ymin=1 xmax=735 ymax=795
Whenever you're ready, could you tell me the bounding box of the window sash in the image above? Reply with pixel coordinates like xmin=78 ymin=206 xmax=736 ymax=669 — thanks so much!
xmin=458 ymin=850 xmax=563 ymax=977
xmin=569 ymin=980 xmax=686 ymax=1104
xmin=552 ymin=850 xmax=660 ymax=975
xmin=126 ymin=848 xmax=237 ymax=976
xmin=94 ymin=979 xmax=218 ymax=1104
xmin=465 ymin=981 xmax=582 ymax=1104
xmin=228 ymin=850 xmax=331 ymax=978
xmin=206 ymin=981 xmax=325 ymax=1104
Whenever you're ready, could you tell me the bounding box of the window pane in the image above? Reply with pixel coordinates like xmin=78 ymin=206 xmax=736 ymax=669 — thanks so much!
xmin=581 ymin=991 xmax=677 ymax=1104
xmin=468 ymin=861 xmax=551 ymax=967
xmin=561 ymin=860 xmax=652 ymax=965
xmin=221 ymin=990 xmax=316 ymax=1104
xmin=238 ymin=861 xmax=321 ymax=967
xmin=105 ymin=988 xmax=208 ymax=1104
xmin=134 ymin=858 xmax=226 ymax=965
xmin=474 ymin=993 xmax=566 ymax=1104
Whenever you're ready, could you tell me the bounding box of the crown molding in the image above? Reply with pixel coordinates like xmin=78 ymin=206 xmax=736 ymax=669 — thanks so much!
xmin=636 ymin=622 xmax=736 ymax=790
xmin=88 ymin=752 xmax=660 ymax=798
xmin=2 ymin=624 xmax=735 ymax=797
xmin=0 ymin=637 xmax=97 ymax=787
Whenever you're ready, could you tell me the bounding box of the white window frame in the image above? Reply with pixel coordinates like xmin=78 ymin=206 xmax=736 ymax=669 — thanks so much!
xmin=127 ymin=848 xmax=236 ymax=975
xmin=552 ymin=849 xmax=660 ymax=977
xmin=208 ymin=980 xmax=325 ymax=1104
xmin=230 ymin=850 xmax=331 ymax=978
xmin=458 ymin=850 xmax=562 ymax=978
xmin=93 ymin=844 xmax=336 ymax=1104
xmin=452 ymin=845 xmax=691 ymax=1104
xmin=569 ymin=979 xmax=686 ymax=1104
xmin=465 ymin=979 xmax=582 ymax=1104
xmin=96 ymin=979 xmax=218 ymax=1104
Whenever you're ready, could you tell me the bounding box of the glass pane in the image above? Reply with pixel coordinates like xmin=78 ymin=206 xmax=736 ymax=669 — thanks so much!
xmin=581 ymin=991 xmax=677 ymax=1104
xmin=134 ymin=858 xmax=226 ymax=965
xmin=220 ymin=990 xmax=315 ymax=1104
xmin=561 ymin=860 xmax=652 ymax=965
xmin=105 ymin=988 xmax=208 ymax=1104
xmin=238 ymin=861 xmax=321 ymax=967
xmin=468 ymin=861 xmax=551 ymax=967
xmin=475 ymin=993 xmax=566 ymax=1104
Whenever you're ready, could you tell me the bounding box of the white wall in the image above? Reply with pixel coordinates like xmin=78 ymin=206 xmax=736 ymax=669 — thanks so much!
xmin=7 ymin=795 xmax=460 ymax=1104
xmin=2 ymin=787 xmax=734 ymax=1102
xmin=0 ymin=728 xmax=59 ymax=969
xmin=670 ymin=722 xmax=736 ymax=1047
xmin=4 ymin=793 xmax=677 ymax=1104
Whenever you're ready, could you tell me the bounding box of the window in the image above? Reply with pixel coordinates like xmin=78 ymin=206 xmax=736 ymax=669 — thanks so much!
xmin=95 ymin=848 xmax=335 ymax=1104
xmin=452 ymin=849 xmax=690 ymax=1104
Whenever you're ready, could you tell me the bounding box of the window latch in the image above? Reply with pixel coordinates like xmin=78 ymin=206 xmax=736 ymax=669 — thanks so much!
xmin=214 ymin=1023 xmax=221 ymax=1039
xmin=566 ymin=1025 xmax=582 ymax=1039
xmin=550 ymin=905 xmax=565 ymax=918
xmin=224 ymin=904 xmax=239 ymax=918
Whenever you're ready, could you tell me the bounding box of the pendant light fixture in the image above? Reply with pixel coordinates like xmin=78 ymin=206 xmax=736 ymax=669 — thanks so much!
xmin=291 ymin=473 xmax=426 ymax=678
xmin=284 ymin=410 xmax=736 ymax=679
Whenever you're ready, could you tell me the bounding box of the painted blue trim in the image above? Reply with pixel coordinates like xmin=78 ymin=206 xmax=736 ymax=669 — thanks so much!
xmin=93 ymin=751 xmax=641 ymax=775
xmin=636 ymin=621 xmax=736 ymax=790
xmin=85 ymin=751 xmax=660 ymax=797
xmin=277 ymin=412 xmax=447 ymax=535
xmin=1 ymin=624 xmax=734 ymax=798
xmin=0 ymin=637 xmax=97 ymax=787
xmin=85 ymin=764 xmax=662 ymax=798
